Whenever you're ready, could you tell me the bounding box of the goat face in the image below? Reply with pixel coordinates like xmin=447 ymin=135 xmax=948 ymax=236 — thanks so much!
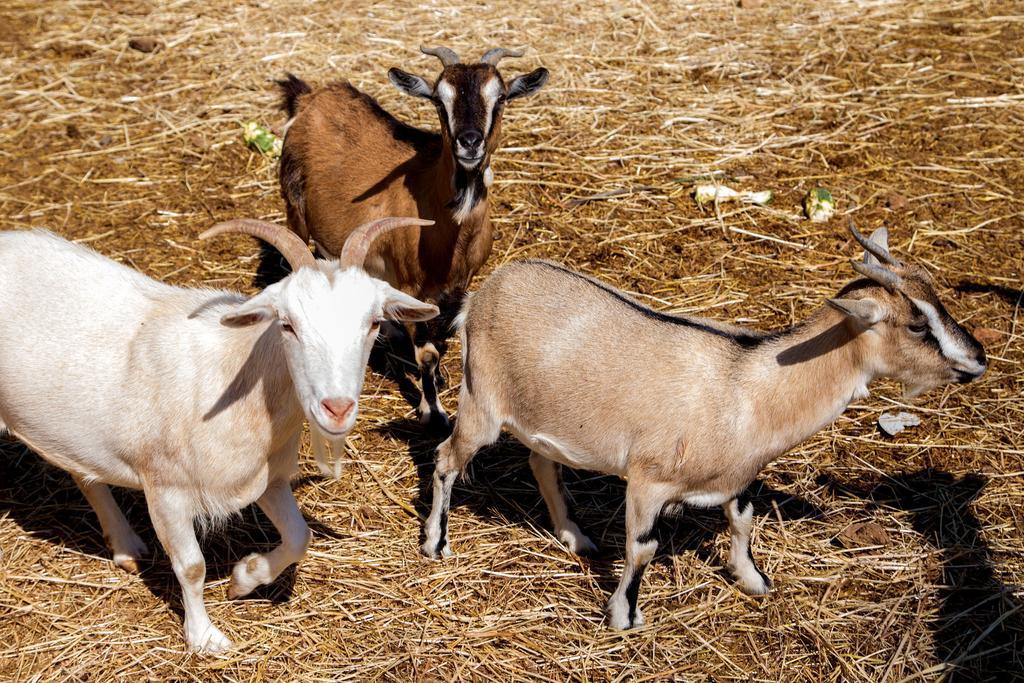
xmin=220 ymin=264 xmax=438 ymax=437
xmin=389 ymin=55 xmax=548 ymax=172
xmin=827 ymin=226 xmax=987 ymax=398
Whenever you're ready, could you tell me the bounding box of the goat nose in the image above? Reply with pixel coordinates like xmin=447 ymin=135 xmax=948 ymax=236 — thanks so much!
xmin=457 ymin=130 xmax=483 ymax=149
xmin=321 ymin=397 xmax=355 ymax=423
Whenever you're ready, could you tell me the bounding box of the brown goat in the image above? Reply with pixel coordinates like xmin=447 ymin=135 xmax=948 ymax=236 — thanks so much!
xmin=277 ymin=46 xmax=548 ymax=428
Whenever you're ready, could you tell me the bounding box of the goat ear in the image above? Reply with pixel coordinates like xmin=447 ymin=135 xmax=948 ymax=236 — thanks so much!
xmin=220 ymin=289 xmax=278 ymax=328
xmin=863 ymin=227 xmax=889 ymax=266
xmin=507 ymin=68 xmax=549 ymax=100
xmin=827 ymin=297 xmax=884 ymax=326
xmin=382 ymin=286 xmax=440 ymax=323
xmin=388 ymin=68 xmax=433 ymax=99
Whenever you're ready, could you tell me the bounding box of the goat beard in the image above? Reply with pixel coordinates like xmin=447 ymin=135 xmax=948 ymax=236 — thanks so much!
xmin=448 ymin=166 xmax=488 ymax=222
xmin=900 ymin=380 xmax=935 ymax=400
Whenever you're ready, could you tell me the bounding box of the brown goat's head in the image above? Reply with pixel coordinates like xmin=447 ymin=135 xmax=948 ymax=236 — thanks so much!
xmin=388 ymin=46 xmax=548 ymax=172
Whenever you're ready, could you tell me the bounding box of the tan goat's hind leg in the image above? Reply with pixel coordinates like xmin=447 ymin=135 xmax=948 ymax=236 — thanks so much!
xmin=528 ymin=452 xmax=596 ymax=555
xmin=229 ymin=479 xmax=311 ymax=599
xmin=421 ymin=398 xmax=500 ymax=559
xmin=606 ymin=482 xmax=666 ymax=630
xmin=723 ymin=495 xmax=770 ymax=595
xmin=146 ymin=488 xmax=231 ymax=654
xmin=73 ymin=476 xmax=148 ymax=573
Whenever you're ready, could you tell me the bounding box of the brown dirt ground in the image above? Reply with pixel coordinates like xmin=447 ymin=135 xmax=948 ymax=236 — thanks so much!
xmin=1 ymin=0 xmax=1022 ymax=680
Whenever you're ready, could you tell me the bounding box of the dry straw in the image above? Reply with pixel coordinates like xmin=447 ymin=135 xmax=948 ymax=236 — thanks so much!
xmin=1 ymin=0 xmax=1022 ymax=680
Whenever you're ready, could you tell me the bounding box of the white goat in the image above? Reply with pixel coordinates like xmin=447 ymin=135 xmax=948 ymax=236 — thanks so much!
xmin=0 ymin=218 xmax=437 ymax=652
xmin=421 ymin=221 xmax=987 ymax=630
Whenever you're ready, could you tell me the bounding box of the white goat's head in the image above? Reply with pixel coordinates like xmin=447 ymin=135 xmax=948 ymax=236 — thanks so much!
xmin=202 ymin=218 xmax=439 ymax=436
xmin=828 ymin=220 xmax=987 ymax=397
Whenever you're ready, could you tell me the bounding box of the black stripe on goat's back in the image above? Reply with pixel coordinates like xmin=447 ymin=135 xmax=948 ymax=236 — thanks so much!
xmin=521 ymin=260 xmax=771 ymax=348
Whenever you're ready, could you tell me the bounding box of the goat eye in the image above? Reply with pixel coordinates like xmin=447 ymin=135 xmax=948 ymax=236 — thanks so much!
xmin=280 ymin=321 xmax=297 ymax=336
xmin=908 ymin=321 xmax=928 ymax=336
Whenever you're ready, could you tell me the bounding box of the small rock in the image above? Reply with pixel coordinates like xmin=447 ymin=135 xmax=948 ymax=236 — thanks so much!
xmin=839 ymin=521 xmax=890 ymax=549
xmin=973 ymin=327 xmax=1002 ymax=345
xmin=97 ymin=134 xmax=114 ymax=147
xmin=884 ymin=192 xmax=908 ymax=211
xmin=878 ymin=411 xmax=921 ymax=437
xmin=128 ymin=36 xmax=162 ymax=53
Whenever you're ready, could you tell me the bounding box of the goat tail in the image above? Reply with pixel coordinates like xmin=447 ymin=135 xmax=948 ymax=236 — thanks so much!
xmin=277 ymin=73 xmax=313 ymax=119
xmin=452 ymin=294 xmax=471 ymax=336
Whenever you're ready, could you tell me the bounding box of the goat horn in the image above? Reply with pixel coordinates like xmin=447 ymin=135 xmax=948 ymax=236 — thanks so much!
xmin=339 ymin=217 xmax=434 ymax=269
xmin=848 ymin=218 xmax=899 ymax=266
xmin=481 ymin=47 xmax=525 ymax=66
xmin=200 ymin=219 xmax=315 ymax=271
xmin=850 ymin=260 xmax=902 ymax=291
xmin=420 ymin=45 xmax=460 ymax=67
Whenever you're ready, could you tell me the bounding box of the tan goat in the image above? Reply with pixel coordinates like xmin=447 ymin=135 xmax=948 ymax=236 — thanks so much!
xmin=421 ymin=221 xmax=987 ymax=630
xmin=277 ymin=46 xmax=548 ymax=428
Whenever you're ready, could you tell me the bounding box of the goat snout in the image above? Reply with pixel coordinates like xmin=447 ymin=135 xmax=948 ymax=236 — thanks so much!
xmin=955 ymin=367 xmax=985 ymax=383
xmin=320 ymin=397 xmax=355 ymax=426
xmin=456 ymin=130 xmax=483 ymax=150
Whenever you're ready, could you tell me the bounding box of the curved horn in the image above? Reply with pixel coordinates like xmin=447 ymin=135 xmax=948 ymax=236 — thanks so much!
xmin=848 ymin=218 xmax=899 ymax=266
xmin=200 ymin=219 xmax=315 ymax=271
xmin=481 ymin=47 xmax=524 ymax=66
xmin=851 ymin=260 xmax=902 ymax=291
xmin=420 ymin=45 xmax=460 ymax=67
xmin=339 ymin=217 xmax=434 ymax=269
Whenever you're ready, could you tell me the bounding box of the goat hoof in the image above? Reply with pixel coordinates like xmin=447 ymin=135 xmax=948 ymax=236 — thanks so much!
xmin=115 ymin=557 xmax=140 ymax=573
xmin=187 ymin=624 xmax=232 ymax=654
xmin=420 ymin=540 xmax=453 ymax=560
xmin=730 ymin=564 xmax=771 ymax=595
xmin=228 ymin=553 xmax=269 ymax=599
xmin=419 ymin=407 xmax=451 ymax=433
xmin=111 ymin=535 xmax=148 ymax=573
xmin=558 ymin=528 xmax=598 ymax=557
xmin=606 ymin=600 xmax=643 ymax=630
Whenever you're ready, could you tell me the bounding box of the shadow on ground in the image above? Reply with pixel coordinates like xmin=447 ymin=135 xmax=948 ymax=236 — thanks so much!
xmin=823 ymin=469 xmax=1023 ymax=680
xmin=0 ymin=439 xmax=344 ymax=620
xmin=376 ymin=415 xmax=824 ymax=605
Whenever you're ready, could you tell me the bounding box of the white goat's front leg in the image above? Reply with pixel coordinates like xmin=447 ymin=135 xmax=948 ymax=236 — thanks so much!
xmin=606 ymin=482 xmax=665 ymax=630
xmin=229 ymin=479 xmax=311 ymax=599
xmin=73 ymin=476 xmax=148 ymax=573
xmin=528 ymin=452 xmax=596 ymax=555
xmin=723 ymin=495 xmax=770 ymax=595
xmin=146 ymin=488 xmax=231 ymax=654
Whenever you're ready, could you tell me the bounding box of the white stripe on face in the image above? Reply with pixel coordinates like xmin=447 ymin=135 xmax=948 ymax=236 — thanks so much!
xmin=481 ymin=76 xmax=502 ymax=136
xmin=910 ymin=297 xmax=984 ymax=374
xmin=436 ymin=80 xmax=456 ymax=134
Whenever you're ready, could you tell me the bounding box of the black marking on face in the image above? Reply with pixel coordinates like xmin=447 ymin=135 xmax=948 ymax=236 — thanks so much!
xmin=434 ymin=66 xmax=504 ymax=158
xmin=529 ymin=260 xmax=774 ymax=348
